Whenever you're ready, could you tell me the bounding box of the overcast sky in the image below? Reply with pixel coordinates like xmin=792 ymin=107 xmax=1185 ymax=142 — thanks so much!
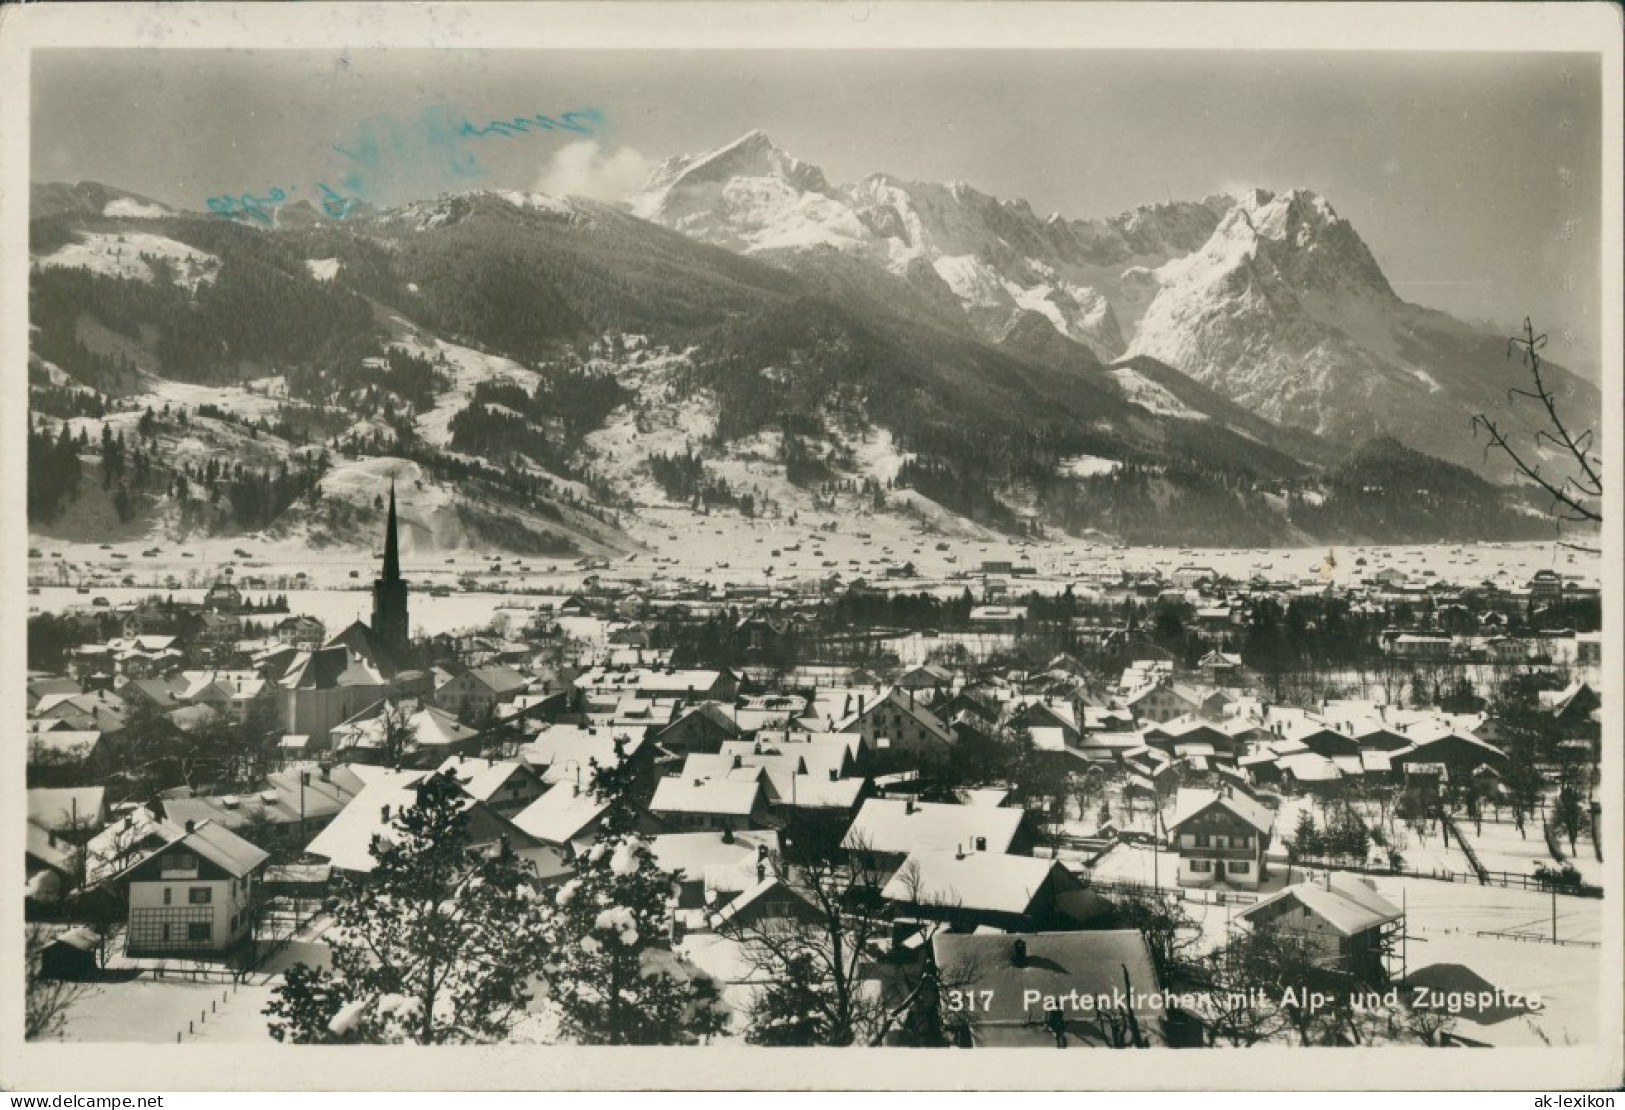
xmin=33 ymin=48 xmax=1603 ymax=372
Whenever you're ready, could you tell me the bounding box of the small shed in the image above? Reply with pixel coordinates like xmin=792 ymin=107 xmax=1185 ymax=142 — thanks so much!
xmin=39 ymin=926 xmax=101 ymax=981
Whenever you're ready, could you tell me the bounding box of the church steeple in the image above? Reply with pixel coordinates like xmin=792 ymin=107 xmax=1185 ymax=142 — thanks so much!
xmin=371 ymin=477 xmax=410 ymax=670
xmin=382 ymin=480 xmax=401 ymax=584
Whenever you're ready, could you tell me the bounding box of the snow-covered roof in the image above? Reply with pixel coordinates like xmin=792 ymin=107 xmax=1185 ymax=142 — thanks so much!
xmin=1276 ymin=751 xmax=1344 ymax=782
xmin=520 ymin=724 xmax=646 ymax=783
xmin=649 ymin=775 xmax=765 ymax=817
xmin=841 ymin=798 xmax=1025 ymax=856
xmin=331 ymin=703 xmax=477 ymax=754
xmin=1241 ymin=874 xmax=1401 ymax=936
xmin=83 ymin=806 xmax=176 ymax=887
xmin=136 ymin=820 xmax=270 ymax=880
xmin=26 ymin=822 xmax=77 ymax=876
xmin=1167 ymin=787 xmax=1274 ymax=836
xmin=708 ymin=875 xmax=804 ymax=929
xmin=26 ymin=730 xmax=103 ymax=760
xmin=456 ymin=664 xmax=531 ymax=695
xmin=780 ymin=774 xmax=865 ymax=810
xmin=717 ymin=735 xmax=851 ymax=779
xmin=882 ymin=849 xmax=1062 ymax=915
xmin=1146 ymin=714 xmax=1225 ymax=739
xmin=1028 ymin=726 xmax=1068 ymax=752
xmin=1361 ymin=749 xmax=1399 ymax=774
xmin=510 ymin=783 xmax=609 ymax=846
xmin=573 ymin=666 xmax=729 ymax=697
xmin=27 ymin=787 xmax=106 ymax=832
xmin=435 ymin=756 xmax=535 ymax=803
xmin=303 ymin=769 xmax=434 ymax=872
xmin=647 ymin=830 xmax=776 ymax=883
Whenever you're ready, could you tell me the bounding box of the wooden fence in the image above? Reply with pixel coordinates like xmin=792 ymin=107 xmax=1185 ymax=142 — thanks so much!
xmin=1473 ymin=928 xmax=1601 ymax=949
xmin=1291 ymin=855 xmax=1602 ymax=898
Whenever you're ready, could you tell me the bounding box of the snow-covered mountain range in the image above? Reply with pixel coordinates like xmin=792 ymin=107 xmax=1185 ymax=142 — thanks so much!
xmin=631 ymin=132 xmax=1597 ymax=475
xmin=26 ymin=155 xmax=1577 ymax=552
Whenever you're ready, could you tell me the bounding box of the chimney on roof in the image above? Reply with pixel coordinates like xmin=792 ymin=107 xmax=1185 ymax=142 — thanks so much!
xmin=184 ymin=819 xmax=195 ymax=834
xmin=381 ymin=804 xmax=391 ymax=822
xmin=905 ymin=798 xmax=916 ymax=815
xmin=320 ymin=765 xmax=330 ymax=782
xmin=828 ymin=768 xmax=838 ymax=782
xmin=1012 ymin=938 xmax=1028 ymax=967
xmin=975 ymin=836 xmax=987 ymax=852
xmin=732 ymin=754 xmax=742 ymax=769
xmin=956 ymin=842 xmax=965 ymax=860
xmin=756 ymin=861 xmax=766 ymax=883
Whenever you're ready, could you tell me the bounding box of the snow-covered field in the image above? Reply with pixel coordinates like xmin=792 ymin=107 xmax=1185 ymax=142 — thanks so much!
xmin=386 ymin=323 xmax=541 ymax=449
xmin=1083 ymin=841 xmax=1606 ymax=1046
xmin=35 ymin=231 xmax=219 ymax=291
xmin=54 ymin=979 xmax=277 ymax=1044
xmin=1467 ymin=816 xmax=1565 ymax=877
xmin=1369 ymin=874 xmax=1604 ymax=1047
xmin=142 ymin=378 xmax=298 ymax=422
xmin=1057 ymin=454 xmax=1123 ymax=479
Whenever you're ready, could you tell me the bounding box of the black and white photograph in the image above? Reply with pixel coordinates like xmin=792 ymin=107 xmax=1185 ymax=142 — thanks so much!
xmin=3 ymin=1 xmax=1621 ymax=1092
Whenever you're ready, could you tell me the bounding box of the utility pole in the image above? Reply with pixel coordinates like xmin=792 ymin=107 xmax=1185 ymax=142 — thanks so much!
xmin=1401 ymin=887 xmax=1408 ymax=984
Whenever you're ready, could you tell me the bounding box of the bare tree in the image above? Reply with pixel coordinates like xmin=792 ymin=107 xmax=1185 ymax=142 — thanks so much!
xmin=25 ymin=925 xmax=94 ymax=1040
xmin=1404 ymin=1004 xmax=1459 ymax=1046
xmin=1472 ymin=318 xmax=1602 ymax=531
xmin=1553 ymin=773 xmax=1591 ymax=857
xmin=717 ymin=839 xmax=969 ymax=1046
xmin=375 ymin=699 xmax=420 ymax=770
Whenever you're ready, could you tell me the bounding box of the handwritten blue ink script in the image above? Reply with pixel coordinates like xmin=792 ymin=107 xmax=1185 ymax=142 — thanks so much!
xmin=458 ymin=107 xmax=605 ymax=140
xmin=205 ymin=104 xmax=603 ymax=223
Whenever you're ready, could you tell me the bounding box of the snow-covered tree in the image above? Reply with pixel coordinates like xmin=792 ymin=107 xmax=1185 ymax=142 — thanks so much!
xmin=541 ymin=744 xmax=727 ymax=1045
xmin=264 ymin=770 xmax=548 ymax=1043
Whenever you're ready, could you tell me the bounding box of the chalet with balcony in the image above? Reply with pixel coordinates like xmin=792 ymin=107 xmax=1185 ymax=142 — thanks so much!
xmin=116 ymin=820 xmax=269 ymax=958
xmin=1239 ymin=873 xmax=1403 ymax=986
xmin=1167 ymin=786 xmax=1275 ymax=890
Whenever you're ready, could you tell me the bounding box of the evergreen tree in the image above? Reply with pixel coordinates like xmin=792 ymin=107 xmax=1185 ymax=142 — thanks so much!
xmin=264 ymin=771 xmax=549 ymax=1043
xmin=1290 ymin=810 xmax=1322 ymax=860
xmin=542 ymin=745 xmax=726 ymax=1045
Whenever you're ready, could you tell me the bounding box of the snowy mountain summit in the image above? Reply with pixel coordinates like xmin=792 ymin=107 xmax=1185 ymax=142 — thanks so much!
xmin=631 ymin=131 xmax=1234 ymax=357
